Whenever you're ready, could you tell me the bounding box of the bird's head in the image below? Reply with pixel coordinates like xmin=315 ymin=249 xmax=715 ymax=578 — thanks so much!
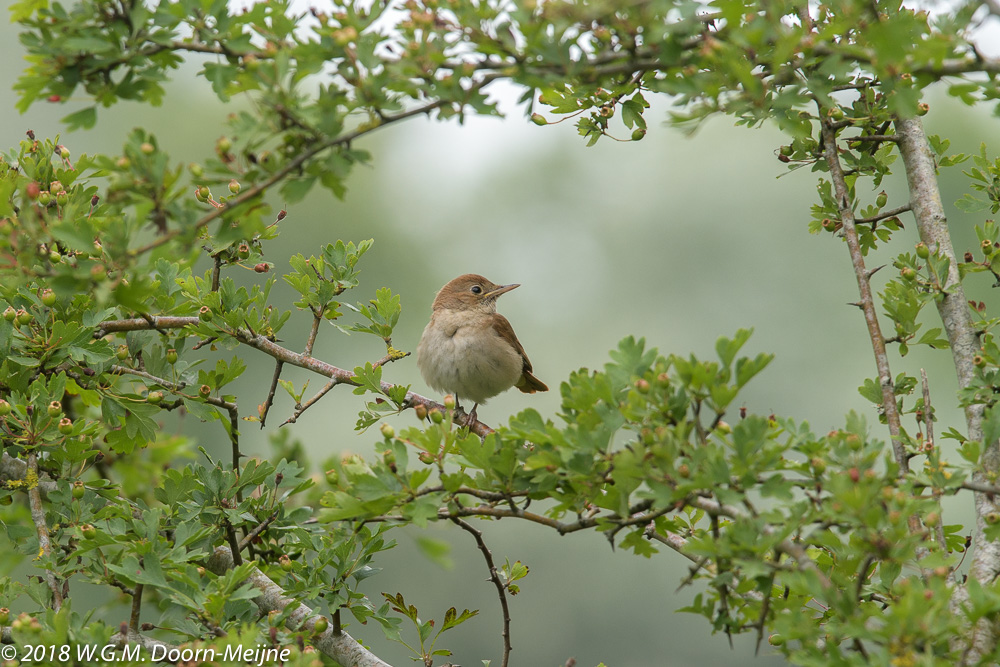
xmin=432 ymin=274 xmax=519 ymax=313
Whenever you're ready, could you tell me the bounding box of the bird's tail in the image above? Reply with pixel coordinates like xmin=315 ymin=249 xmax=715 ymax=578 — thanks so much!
xmin=517 ymin=371 xmax=549 ymax=394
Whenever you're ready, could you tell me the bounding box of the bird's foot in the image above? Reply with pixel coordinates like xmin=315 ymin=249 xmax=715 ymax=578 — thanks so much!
xmin=467 ymin=403 xmax=480 ymax=428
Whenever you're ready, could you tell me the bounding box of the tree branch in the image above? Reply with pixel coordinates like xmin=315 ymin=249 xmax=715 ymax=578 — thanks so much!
xmin=207 ymin=546 xmax=392 ymax=667
xmin=26 ymin=452 xmax=63 ymax=610
xmin=450 ymin=518 xmax=512 ymax=667
xmin=821 ymin=117 xmax=908 ymax=474
xmin=895 ymin=114 xmax=994 ymax=662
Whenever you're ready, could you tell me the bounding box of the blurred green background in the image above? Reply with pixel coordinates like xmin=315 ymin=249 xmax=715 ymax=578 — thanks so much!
xmin=4 ymin=6 xmax=1000 ymax=666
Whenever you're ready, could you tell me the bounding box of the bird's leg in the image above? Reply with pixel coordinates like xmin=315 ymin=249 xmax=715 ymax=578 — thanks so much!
xmin=468 ymin=403 xmax=480 ymax=426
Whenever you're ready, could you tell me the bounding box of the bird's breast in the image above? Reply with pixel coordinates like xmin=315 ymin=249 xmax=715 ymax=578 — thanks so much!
xmin=417 ymin=309 xmax=523 ymax=405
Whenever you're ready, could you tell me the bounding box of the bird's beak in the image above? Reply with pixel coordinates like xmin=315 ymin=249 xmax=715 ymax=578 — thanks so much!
xmin=485 ymin=283 xmax=519 ymax=299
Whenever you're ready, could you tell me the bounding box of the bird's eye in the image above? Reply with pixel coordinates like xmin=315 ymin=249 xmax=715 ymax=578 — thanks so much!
xmin=471 ymin=285 xmax=482 ymax=294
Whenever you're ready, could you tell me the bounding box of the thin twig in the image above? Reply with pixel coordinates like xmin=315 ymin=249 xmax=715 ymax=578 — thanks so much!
xmin=260 ymin=360 xmax=284 ymax=428
xmin=855 ymin=203 xmax=912 ymax=225
xmin=130 ymin=583 xmax=143 ymax=632
xmin=281 ymin=379 xmax=337 ymax=427
xmin=821 ymin=116 xmax=908 ymax=474
xmin=238 ymin=509 xmax=281 ymax=552
xmin=921 ymin=369 xmax=950 ymax=554
xmin=451 ymin=517 xmax=512 ymax=667
xmin=27 ymin=452 xmax=63 ymax=610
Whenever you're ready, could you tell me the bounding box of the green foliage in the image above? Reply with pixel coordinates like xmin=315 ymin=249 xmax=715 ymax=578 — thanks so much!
xmin=5 ymin=0 xmax=1000 ymax=665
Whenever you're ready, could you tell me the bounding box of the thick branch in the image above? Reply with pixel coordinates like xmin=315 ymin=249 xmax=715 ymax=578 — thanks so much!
xmin=895 ymin=114 xmax=993 ymax=662
xmin=207 ymin=546 xmax=392 ymax=667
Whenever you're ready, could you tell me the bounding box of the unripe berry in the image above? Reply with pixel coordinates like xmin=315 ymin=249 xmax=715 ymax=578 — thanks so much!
xmin=199 ymin=384 xmax=212 ymax=398
xmin=16 ymin=308 xmax=31 ymax=326
xmin=40 ymin=289 xmax=56 ymax=307
xmin=983 ymin=239 xmax=994 ymax=256
xmin=917 ymin=102 xmax=929 ymax=116
xmin=71 ymin=480 xmax=85 ymax=498
xmin=146 ymin=391 xmax=163 ymax=405
xmin=677 ymin=463 xmax=690 ymax=478
xmin=49 ymin=248 xmax=63 ymax=262
xmin=414 ymin=404 xmax=428 ymax=421
xmin=901 ymin=267 xmax=916 ymax=281
xmin=975 ymin=355 xmax=986 ymax=368
xmin=140 ymin=142 xmax=155 ymax=155
xmin=380 ymin=423 xmax=395 ymax=439
xmin=237 ymin=243 xmax=250 ymax=260
xmin=197 ymin=185 xmax=210 ymax=201
xmin=199 ymin=305 xmax=212 ymax=322
xmin=3 ymin=306 xmax=15 ymax=322
xmin=987 ymin=512 xmax=1000 ymax=525
xmin=47 ymin=401 xmax=62 ymax=417
xmin=530 ymin=113 xmax=547 ymax=126
xmin=924 ymin=511 xmax=940 ymax=527
xmin=443 ymin=394 xmax=456 ymax=409
xmin=188 ymin=163 xmax=204 ymax=178
xmin=810 ymin=457 xmax=826 ymax=473
xmin=58 ymin=417 xmax=73 ymax=434
xmin=81 ymin=524 xmax=97 ymax=539
xmin=229 ymin=179 xmax=241 ymax=194
xmin=59 ymin=145 xmax=70 ymax=159
xmin=635 ymin=379 xmax=650 ymax=393
xmin=253 ymin=262 xmax=269 ymax=273
xmin=418 ymin=451 xmax=435 ymax=464
xmin=279 ymin=554 xmax=293 ymax=571
xmin=779 ymin=145 xmax=793 ymax=156
xmin=916 ymin=242 xmax=930 ymax=259
xmin=0 ymin=399 xmax=11 ymax=416
xmin=26 ymin=181 xmax=40 ymax=200
xmin=216 ymin=137 xmax=232 ymax=154
xmin=631 ymin=128 xmax=646 ymax=141
xmin=430 ymin=409 xmax=444 ymax=424
xmin=166 ymin=348 xmax=178 ymax=364
xmin=876 ymin=191 xmax=888 ymax=208
xmin=0 ymin=608 xmax=8 ymax=625
xmin=49 ymin=180 xmax=63 ymax=193
xmin=312 ymin=616 xmax=329 ymax=634
xmin=37 ymin=190 xmax=51 ymax=205
xmin=116 ymin=344 xmax=129 ymax=360
xmin=325 ymin=468 xmax=339 ymax=485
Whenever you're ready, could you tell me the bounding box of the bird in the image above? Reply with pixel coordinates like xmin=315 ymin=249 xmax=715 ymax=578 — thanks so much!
xmin=417 ymin=274 xmax=548 ymax=425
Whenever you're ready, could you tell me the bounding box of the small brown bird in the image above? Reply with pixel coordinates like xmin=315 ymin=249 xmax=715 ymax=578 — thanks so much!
xmin=417 ymin=274 xmax=548 ymax=423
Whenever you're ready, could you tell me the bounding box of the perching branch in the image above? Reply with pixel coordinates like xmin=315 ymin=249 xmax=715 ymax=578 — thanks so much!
xmin=97 ymin=316 xmax=495 ymax=437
